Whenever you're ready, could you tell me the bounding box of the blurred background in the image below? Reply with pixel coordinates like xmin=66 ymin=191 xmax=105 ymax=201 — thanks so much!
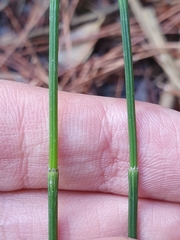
xmin=0 ymin=0 xmax=180 ymax=109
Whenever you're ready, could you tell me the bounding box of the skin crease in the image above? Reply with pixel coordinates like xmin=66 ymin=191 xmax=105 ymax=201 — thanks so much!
xmin=0 ymin=81 xmax=180 ymax=239
xmin=94 ymin=238 xmax=134 ymax=240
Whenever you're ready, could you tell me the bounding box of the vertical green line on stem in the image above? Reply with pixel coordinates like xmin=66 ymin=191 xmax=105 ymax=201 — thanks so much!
xmin=117 ymin=0 xmax=138 ymax=238
xmin=48 ymin=0 xmax=60 ymax=239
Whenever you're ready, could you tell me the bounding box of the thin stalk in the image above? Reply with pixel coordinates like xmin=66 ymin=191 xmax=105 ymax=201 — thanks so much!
xmin=117 ymin=0 xmax=138 ymax=238
xmin=48 ymin=0 xmax=60 ymax=239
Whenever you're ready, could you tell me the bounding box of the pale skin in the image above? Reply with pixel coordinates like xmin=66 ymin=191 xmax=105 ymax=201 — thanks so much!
xmin=1 ymin=80 xmax=180 ymax=240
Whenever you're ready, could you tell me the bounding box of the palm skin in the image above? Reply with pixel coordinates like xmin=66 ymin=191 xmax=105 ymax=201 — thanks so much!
xmin=0 ymin=81 xmax=180 ymax=240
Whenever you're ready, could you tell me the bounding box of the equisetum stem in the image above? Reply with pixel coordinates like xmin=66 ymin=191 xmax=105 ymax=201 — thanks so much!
xmin=118 ymin=0 xmax=138 ymax=238
xmin=128 ymin=167 xmax=138 ymax=238
xmin=48 ymin=170 xmax=59 ymax=240
xmin=48 ymin=0 xmax=60 ymax=239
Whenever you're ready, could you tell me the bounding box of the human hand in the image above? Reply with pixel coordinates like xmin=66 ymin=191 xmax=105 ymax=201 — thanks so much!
xmin=1 ymin=81 xmax=180 ymax=240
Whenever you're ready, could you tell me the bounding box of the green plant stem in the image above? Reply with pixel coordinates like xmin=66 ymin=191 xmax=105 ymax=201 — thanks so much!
xmin=117 ymin=0 xmax=138 ymax=238
xmin=48 ymin=0 xmax=60 ymax=239
xmin=48 ymin=171 xmax=59 ymax=240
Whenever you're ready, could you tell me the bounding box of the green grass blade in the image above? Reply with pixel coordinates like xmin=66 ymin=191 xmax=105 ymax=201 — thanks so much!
xmin=48 ymin=0 xmax=60 ymax=239
xmin=117 ymin=0 xmax=138 ymax=238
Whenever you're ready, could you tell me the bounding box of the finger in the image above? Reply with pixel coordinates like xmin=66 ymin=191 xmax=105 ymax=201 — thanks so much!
xmin=0 ymin=81 xmax=180 ymax=203
xmin=1 ymin=190 xmax=180 ymax=240
xmin=94 ymin=237 xmax=135 ymax=240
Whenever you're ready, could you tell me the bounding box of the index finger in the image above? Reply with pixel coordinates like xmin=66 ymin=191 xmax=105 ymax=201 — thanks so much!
xmin=0 ymin=80 xmax=180 ymax=203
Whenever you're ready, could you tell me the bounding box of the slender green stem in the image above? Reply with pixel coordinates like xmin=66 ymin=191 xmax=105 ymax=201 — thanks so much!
xmin=48 ymin=0 xmax=60 ymax=239
xmin=117 ymin=0 xmax=138 ymax=238
xmin=128 ymin=167 xmax=138 ymax=238
xmin=48 ymin=171 xmax=59 ymax=240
